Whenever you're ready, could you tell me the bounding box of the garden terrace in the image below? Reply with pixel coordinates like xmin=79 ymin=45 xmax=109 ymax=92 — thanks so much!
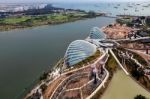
xmin=50 ymin=68 xmax=106 ymax=99
xmin=89 ymin=52 xmax=117 ymax=99
xmin=72 ymin=50 xmax=101 ymax=67
xmin=102 ymin=23 xmax=133 ymax=39
xmin=112 ymin=47 xmax=150 ymax=92
xmin=43 ymin=75 xmax=67 ymax=99
xmin=113 ymin=47 xmax=148 ymax=67
xmin=43 ymin=53 xmax=108 ymax=99
xmin=66 ymin=74 xmax=89 ymax=89
xmin=116 ymin=17 xmax=133 ymax=27
xmin=63 ymin=50 xmax=102 ymax=73
xmin=60 ymin=89 xmax=81 ymax=99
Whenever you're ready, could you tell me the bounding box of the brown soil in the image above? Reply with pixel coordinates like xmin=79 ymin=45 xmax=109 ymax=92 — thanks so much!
xmin=63 ymin=90 xmax=81 ymax=99
xmin=66 ymin=76 xmax=89 ymax=89
xmin=43 ymin=75 xmax=66 ymax=99
xmin=102 ymin=23 xmax=133 ymax=39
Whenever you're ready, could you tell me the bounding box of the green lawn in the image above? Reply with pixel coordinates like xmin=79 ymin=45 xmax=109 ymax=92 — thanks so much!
xmin=0 ymin=11 xmax=98 ymax=31
xmin=101 ymin=70 xmax=150 ymax=99
xmin=0 ymin=13 xmax=86 ymax=25
xmin=0 ymin=16 xmax=31 ymax=24
xmin=52 ymin=15 xmax=68 ymax=20
xmin=106 ymin=52 xmax=118 ymax=73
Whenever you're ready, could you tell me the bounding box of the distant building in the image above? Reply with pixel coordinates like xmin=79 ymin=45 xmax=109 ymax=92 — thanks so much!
xmin=89 ymin=27 xmax=105 ymax=39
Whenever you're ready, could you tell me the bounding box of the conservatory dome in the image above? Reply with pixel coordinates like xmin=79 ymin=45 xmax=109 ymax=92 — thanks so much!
xmin=89 ymin=27 xmax=106 ymax=39
xmin=64 ymin=40 xmax=96 ymax=66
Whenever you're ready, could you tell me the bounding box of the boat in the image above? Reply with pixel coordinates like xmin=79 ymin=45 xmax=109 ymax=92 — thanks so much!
xmin=135 ymin=9 xmax=139 ymax=12
xmin=128 ymin=5 xmax=133 ymax=8
xmin=124 ymin=8 xmax=128 ymax=11
xmin=114 ymin=6 xmax=118 ymax=9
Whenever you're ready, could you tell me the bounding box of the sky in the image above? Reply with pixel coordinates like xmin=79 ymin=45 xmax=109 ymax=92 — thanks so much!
xmin=1 ymin=0 xmax=150 ymax=3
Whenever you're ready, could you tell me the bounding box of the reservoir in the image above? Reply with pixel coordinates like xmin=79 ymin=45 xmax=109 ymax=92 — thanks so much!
xmin=0 ymin=17 xmax=115 ymax=99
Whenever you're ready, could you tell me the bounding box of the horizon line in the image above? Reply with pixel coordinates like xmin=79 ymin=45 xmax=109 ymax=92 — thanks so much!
xmin=0 ymin=0 xmax=149 ymax=4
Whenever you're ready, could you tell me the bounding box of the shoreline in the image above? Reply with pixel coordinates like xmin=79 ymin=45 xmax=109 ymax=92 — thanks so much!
xmin=24 ymin=28 xmax=110 ymax=99
xmin=0 ymin=15 xmax=105 ymax=32
xmin=23 ymin=16 xmax=150 ymax=99
xmin=17 ymin=16 xmax=112 ymax=99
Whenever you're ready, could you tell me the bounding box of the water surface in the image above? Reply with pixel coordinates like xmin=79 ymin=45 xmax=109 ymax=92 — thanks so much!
xmin=0 ymin=17 xmax=115 ymax=99
xmin=53 ymin=2 xmax=150 ymax=16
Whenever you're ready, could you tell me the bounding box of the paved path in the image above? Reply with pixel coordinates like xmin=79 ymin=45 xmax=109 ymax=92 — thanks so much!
xmin=115 ymin=37 xmax=150 ymax=43
xmin=87 ymin=50 xmax=110 ymax=99
xmin=109 ymin=49 xmax=129 ymax=75
xmin=126 ymin=49 xmax=150 ymax=65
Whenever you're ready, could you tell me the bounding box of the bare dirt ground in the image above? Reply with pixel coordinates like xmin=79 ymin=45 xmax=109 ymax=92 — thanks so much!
xmin=43 ymin=75 xmax=66 ymax=99
xmin=102 ymin=23 xmax=133 ymax=39
xmin=66 ymin=76 xmax=89 ymax=89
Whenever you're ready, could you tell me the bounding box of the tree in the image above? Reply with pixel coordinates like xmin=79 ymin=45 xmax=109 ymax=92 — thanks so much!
xmin=146 ymin=17 xmax=150 ymax=26
xmin=88 ymin=11 xmax=96 ymax=17
xmin=140 ymin=16 xmax=146 ymax=20
xmin=39 ymin=72 xmax=48 ymax=81
xmin=40 ymin=84 xmax=47 ymax=92
xmin=134 ymin=94 xmax=146 ymax=99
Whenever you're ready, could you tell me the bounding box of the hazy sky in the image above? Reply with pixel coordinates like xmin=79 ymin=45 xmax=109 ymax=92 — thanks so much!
xmin=1 ymin=0 xmax=150 ymax=3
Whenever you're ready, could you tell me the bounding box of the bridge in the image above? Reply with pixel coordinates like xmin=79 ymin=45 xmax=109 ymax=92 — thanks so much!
xmin=113 ymin=37 xmax=150 ymax=43
xmin=104 ymin=15 xmax=117 ymax=18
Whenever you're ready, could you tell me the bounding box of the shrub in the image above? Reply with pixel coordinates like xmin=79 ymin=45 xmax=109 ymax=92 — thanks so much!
xmin=40 ymin=84 xmax=47 ymax=93
xmin=134 ymin=94 xmax=147 ymax=99
xmin=39 ymin=72 xmax=48 ymax=81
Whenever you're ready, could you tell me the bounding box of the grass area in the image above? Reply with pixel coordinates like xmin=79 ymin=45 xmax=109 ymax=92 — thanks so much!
xmin=101 ymin=70 xmax=150 ymax=99
xmin=0 ymin=16 xmax=31 ymax=24
xmin=47 ymin=14 xmax=68 ymax=20
xmin=116 ymin=17 xmax=133 ymax=26
xmin=116 ymin=47 xmax=148 ymax=67
xmin=125 ymin=58 xmax=150 ymax=91
xmin=106 ymin=51 xmax=118 ymax=73
xmin=0 ymin=12 xmax=98 ymax=31
xmin=113 ymin=47 xmax=150 ymax=92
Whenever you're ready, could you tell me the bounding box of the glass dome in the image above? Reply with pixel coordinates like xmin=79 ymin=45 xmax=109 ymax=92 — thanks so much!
xmin=89 ymin=27 xmax=106 ymax=39
xmin=64 ymin=40 xmax=96 ymax=66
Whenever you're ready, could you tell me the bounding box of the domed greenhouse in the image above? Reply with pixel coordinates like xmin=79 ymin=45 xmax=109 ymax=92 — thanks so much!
xmin=89 ymin=27 xmax=106 ymax=39
xmin=64 ymin=40 xmax=96 ymax=66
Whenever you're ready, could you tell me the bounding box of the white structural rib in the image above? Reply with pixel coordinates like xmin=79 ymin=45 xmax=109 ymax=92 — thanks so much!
xmin=109 ymin=49 xmax=129 ymax=75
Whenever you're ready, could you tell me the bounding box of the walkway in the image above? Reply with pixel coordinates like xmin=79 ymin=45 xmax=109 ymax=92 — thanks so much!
xmin=115 ymin=37 xmax=150 ymax=43
xmin=109 ymin=49 xmax=129 ymax=75
xmin=87 ymin=51 xmax=110 ymax=99
xmin=48 ymin=52 xmax=109 ymax=99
